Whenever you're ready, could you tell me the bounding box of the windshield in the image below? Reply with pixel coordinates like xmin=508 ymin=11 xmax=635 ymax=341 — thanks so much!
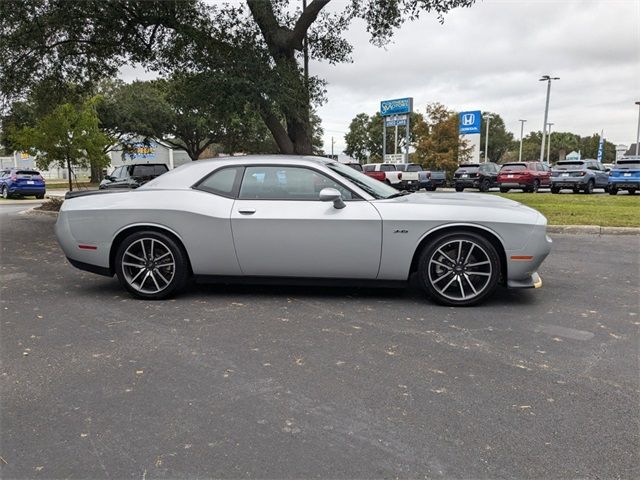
xmin=407 ymin=165 xmax=423 ymax=172
xmin=615 ymin=160 xmax=640 ymax=169
xmin=327 ymin=162 xmax=399 ymax=199
xmin=457 ymin=164 xmax=479 ymax=172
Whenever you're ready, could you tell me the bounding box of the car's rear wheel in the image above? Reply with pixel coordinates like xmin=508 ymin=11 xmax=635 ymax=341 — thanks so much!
xmin=479 ymin=178 xmax=491 ymax=192
xmin=583 ymin=180 xmax=594 ymax=194
xmin=418 ymin=232 xmax=501 ymax=306
xmin=550 ymin=186 xmax=560 ymax=194
xmin=572 ymin=187 xmax=580 ymax=194
xmin=499 ymin=187 xmax=510 ymax=193
xmin=455 ymin=185 xmax=464 ymax=192
xmin=36 ymin=193 xmax=44 ymax=199
xmin=531 ymin=179 xmax=540 ymax=193
xmin=115 ymin=231 xmax=189 ymax=300
xmin=1 ymin=186 xmax=9 ymax=199
xmin=609 ymin=187 xmax=618 ymax=195
xmin=629 ymin=189 xmax=637 ymax=195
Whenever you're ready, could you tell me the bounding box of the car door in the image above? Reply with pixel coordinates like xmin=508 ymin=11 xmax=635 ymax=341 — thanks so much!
xmin=231 ymin=165 xmax=383 ymax=279
xmin=594 ymin=162 xmax=608 ymax=187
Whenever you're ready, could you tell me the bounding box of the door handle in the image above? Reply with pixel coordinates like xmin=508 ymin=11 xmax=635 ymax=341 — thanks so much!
xmin=238 ymin=208 xmax=256 ymax=215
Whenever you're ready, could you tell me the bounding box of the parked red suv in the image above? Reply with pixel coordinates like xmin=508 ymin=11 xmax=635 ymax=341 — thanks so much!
xmin=497 ymin=162 xmax=552 ymax=193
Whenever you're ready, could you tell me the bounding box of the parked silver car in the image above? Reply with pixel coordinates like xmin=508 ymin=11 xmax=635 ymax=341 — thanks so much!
xmin=56 ymin=156 xmax=552 ymax=306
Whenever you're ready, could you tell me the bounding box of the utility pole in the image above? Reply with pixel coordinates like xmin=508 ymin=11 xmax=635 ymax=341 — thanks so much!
xmin=394 ymin=116 xmax=399 ymax=155
xmin=483 ymin=114 xmax=490 ymax=163
xmin=539 ymin=75 xmax=559 ymax=162
xmin=518 ymin=119 xmax=526 ymax=162
xmin=546 ymin=122 xmax=554 ymax=164
xmin=635 ymin=101 xmax=640 ymax=156
xmin=331 ymin=136 xmax=335 ymax=158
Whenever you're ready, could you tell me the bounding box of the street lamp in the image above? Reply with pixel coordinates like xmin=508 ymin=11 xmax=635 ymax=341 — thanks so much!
xmin=546 ymin=122 xmax=554 ymax=164
xmin=635 ymin=101 xmax=640 ymax=156
xmin=539 ymin=75 xmax=560 ymax=162
xmin=518 ymin=119 xmax=526 ymax=162
xmin=483 ymin=113 xmax=491 ymax=163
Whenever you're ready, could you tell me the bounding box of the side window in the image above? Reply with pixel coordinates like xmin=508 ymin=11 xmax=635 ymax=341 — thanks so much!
xmin=195 ymin=166 xmax=243 ymax=197
xmin=239 ymin=166 xmax=353 ymax=201
xmin=380 ymin=164 xmax=396 ymax=172
xmin=111 ymin=167 xmax=123 ymax=179
xmin=363 ymin=164 xmax=375 ymax=172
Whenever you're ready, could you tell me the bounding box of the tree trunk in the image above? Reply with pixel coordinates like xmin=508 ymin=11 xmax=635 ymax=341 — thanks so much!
xmin=66 ymin=157 xmax=73 ymax=191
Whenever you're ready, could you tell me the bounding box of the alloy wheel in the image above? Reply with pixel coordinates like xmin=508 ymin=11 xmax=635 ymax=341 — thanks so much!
xmin=121 ymin=237 xmax=176 ymax=294
xmin=427 ymin=239 xmax=493 ymax=303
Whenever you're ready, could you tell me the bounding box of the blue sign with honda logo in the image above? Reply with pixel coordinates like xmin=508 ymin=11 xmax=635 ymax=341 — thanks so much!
xmin=459 ymin=110 xmax=482 ymax=134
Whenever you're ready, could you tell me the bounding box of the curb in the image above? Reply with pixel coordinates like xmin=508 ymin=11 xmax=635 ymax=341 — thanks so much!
xmin=548 ymin=225 xmax=640 ymax=236
xmin=19 ymin=206 xmax=58 ymax=217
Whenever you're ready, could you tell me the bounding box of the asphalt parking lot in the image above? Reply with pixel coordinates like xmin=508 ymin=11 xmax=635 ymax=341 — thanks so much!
xmin=1 ymin=205 xmax=638 ymax=479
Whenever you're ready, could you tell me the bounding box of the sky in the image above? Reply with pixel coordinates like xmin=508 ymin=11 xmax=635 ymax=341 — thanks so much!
xmin=121 ymin=0 xmax=640 ymax=156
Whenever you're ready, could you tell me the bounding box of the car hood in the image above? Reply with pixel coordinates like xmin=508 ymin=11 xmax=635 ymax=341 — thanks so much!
xmin=379 ymin=191 xmax=522 ymax=208
xmin=373 ymin=191 xmax=544 ymax=225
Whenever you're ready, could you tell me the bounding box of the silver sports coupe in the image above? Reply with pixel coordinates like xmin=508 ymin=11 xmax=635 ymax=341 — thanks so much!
xmin=56 ymin=156 xmax=552 ymax=306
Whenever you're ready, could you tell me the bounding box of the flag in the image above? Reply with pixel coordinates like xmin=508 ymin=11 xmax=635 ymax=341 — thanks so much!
xmin=597 ymin=130 xmax=605 ymax=162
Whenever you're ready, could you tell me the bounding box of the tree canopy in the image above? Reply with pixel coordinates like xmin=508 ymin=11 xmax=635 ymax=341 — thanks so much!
xmin=1 ymin=0 xmax=476 ymax=155
xmin=9 ymin=98 xmax=110 ymax=190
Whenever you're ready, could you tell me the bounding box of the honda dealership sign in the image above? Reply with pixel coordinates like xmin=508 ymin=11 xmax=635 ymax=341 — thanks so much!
xmin=458 ymin=110 xmax=482 ymax=134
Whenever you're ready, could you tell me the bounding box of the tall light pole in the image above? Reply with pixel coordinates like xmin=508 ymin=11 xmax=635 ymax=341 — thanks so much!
xmin=635 ymin=101 xmax=640 ymax=156
xmin=483 ymin=113 xmax=491 ymax=163
xmin=518 ymin=119 xmax=526 ymax=162
xmin=546 ymin=122 xmax=554 ymax=164
xmin=539 ymin=75 xmax=560 ymax=162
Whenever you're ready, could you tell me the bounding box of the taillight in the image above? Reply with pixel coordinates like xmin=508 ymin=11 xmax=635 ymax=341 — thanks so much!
xmin=426 ymin=172 xmax=431 ymax=179
xmin=579 ymin=171 xmax=586 ymax=176
xmin=608 ymin=171 xmax=613 ymax=176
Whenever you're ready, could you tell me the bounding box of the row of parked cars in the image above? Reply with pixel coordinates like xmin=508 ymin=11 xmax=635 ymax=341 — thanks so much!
xmin=357 ymin=159 xmax=640 ymax=195
xmin=3 ymin=158 xmax=639 ymax=199
xmin=451 ymin=159 xmax=639 ymax=195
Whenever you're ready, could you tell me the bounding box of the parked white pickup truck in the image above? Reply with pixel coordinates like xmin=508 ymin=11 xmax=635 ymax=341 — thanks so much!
xmin=362 ymin=163 xmax=404 ymax=187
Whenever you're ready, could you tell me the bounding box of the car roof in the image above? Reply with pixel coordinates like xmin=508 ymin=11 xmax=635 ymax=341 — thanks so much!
xmin=140 ymin=155 xmax=333 ymax=190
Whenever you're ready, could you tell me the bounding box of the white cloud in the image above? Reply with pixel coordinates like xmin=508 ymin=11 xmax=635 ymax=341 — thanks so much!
xmin=315 ymin=0 xmax=640 ymax=154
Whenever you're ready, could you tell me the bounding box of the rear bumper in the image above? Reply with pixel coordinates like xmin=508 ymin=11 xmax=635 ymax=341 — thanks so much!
xmin=498 ymin=181 xmax=531 ymax=188
xmin=551 ymin=177 xmax=587 ymax=187
xmin=398 ymin=179 xmax=423 ymax=190
xmin=454 ymin=179 xmax=480 ymax=188
xmin=9 ymin=186 xmax=46 ymax=194
xmin=609 ymin=180 xmax=639 ymax=189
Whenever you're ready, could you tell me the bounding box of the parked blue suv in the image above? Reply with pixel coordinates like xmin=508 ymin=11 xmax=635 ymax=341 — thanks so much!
xmin=0 ymin=169 xmax=46 ymax=199
xmin=608 ymin=158 xmax=640 ymax=195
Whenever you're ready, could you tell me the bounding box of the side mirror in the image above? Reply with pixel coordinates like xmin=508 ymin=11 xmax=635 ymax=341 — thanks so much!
xmin=319 ymin=187 xmax=346 ymax=209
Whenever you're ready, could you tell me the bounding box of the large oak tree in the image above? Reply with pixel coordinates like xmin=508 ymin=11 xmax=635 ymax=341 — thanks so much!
xmin=1 ymin=0 xmax=475 ymax=155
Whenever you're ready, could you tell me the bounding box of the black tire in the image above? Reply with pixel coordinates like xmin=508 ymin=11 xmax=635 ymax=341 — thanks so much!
xmin=479 ymin=178 xmax=491 ymax=192
xmin=455 ymin=185 xmax=464 ymax=192
xmin=417 ymin=231 xmax=501 ymax=307
xmin=36 ymin=193 xmax=45 ymax=199
xmin=550 ymin=186 xmax=560 ymax=194
xmin=115 ymin=230 xmax=190 ymax=300
xmin=531 ymin=179 xmax=540 ymax=193
xmin=609 ymin=187 xmax=618 ymax=195
xmin=583 ymin=180 xmax=594 ymax=194
xmin=425 ymin=186 xmax=436 ymax=192
xmin=573 ymin=187 xmax=580 ymax=194
xmin=499 ymin=187 xmax=510 ymax=193
xmin=1 ymin=186 xmax=9 ymax=199
xmin=629 ymin=189 xmax=637 ymax=195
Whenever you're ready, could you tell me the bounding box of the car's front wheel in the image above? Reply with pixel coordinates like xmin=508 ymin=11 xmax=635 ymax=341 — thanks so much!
xmin=1 ymin=186 xmax=9 ymax=199
xmin=115 ymin=230 xmax=189 ymax=300
xmin=418 ymin=232 xmax=501 ymax=306
xmin=479 ymin=178 xmax=491 ymax=192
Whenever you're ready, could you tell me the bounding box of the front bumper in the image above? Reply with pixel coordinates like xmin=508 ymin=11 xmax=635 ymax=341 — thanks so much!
xmin=506 ymin=218 xmax=552 ymax=289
